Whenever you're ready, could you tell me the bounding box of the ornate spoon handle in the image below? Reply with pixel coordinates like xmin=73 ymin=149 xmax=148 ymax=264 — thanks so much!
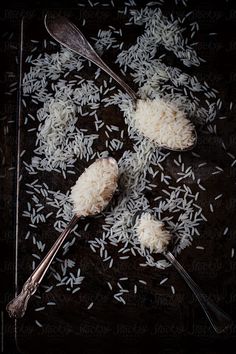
xmin=6 ymin=215 xmax=79 ymax=318
xmin=165 ymin=251 xmax=233 ymax=333
xmin=44 ymin=14 xmax=137 ymax=101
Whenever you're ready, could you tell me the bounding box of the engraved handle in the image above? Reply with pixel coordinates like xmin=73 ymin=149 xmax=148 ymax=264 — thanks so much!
xmin=6 ymin=215 xmax=79 ymax=318
xmin=165 ymin=251 xmax=234 ymax=333
xmin=6 ymin=278 xmax=39 ymax=318
xmin=44 ymin=14 xmax=137 ymax=100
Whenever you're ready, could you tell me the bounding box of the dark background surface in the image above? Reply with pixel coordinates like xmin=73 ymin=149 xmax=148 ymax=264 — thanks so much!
xmin=1 ymin=0 xmax=236 ymax=353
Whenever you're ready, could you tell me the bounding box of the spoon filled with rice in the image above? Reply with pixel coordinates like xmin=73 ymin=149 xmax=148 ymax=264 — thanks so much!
xmin=6 ymin=157 xmax=119 ymax=318
xmin=135 ymin=212 xmax=233 ymax=334
xmin=45 ymin=14 xmax=196 ymax=152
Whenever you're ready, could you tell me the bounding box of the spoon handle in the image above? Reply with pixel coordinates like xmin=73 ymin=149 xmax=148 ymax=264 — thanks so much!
xmin=165 ymin=251 xmax=233 ymax=333
xmin=44 ymin=15 xmax=137 ymax=101
xmin=6 ymin=215 xmax=78 ymax=319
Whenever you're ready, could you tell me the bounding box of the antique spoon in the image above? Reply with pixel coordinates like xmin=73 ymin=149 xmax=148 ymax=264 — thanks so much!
xmin=135 ymin=211 xmax=233 ymax=334
xmin=6 ymin=157 xmax=119 ymax=318
xmin=44 ymin=14 xmax=197 ymax=152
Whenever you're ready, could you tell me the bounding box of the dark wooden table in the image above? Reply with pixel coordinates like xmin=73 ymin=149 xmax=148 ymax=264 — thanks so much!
xmin=1 ymin=1 xmax=236 ymax=353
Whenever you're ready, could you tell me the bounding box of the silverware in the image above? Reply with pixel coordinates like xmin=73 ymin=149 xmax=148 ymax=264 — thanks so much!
xmin=44 ymin=14 xmax=137 ymax=101
xmin=6 ymin=215 xmax=78 ymax=318
xmin=133 ymin=211 xmax=233 ymax=333
xmin=44 ymin=14 xmax=197 ymax=152
xmin=164 ymin=251 xmax=233 ymax=333
xmin=6 ymin=157 xmax=118 ymax=318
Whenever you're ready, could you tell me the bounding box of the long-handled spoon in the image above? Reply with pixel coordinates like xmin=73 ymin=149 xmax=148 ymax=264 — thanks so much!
xmin=135 ymin=212 xmax=233 ymax=334
xmin=44 ymin=14 xmax=197 ymax=152
xmin=44 ymin=14 xmax=137 ymax=101
xmin=6 ymin=157 xmax=119 ymax=318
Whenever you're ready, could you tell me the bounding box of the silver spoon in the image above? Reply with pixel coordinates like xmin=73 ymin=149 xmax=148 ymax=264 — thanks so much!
xmin=133 ymin=211 xmax=233 ymax=334
xmin=6 ymin=157 xmax=119 ymax=318
xmin=44 ymin=14 xmax=197 ymax=152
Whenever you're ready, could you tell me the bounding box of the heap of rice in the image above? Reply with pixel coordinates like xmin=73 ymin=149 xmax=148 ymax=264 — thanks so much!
xmin=71 ymin=157 xmax=118 ymax=217
xmin=136 ymin=213 xmax=171 ymax=253
xmin=20 ymin=3 xmax=219 ymax=311
xmin=132 ymin=98 xmax=196 ymax=150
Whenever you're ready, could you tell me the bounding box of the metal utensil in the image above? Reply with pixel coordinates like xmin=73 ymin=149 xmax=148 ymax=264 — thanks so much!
xmin=164 ymin=251 xmax=233 ymax=333
xmin=44 ymin=14 xmax=197 ymax=152
xmin=44 ymin=14 xmax=137 ymax=101
xmin=133 ymin=211 xmax=233 ymax=333
xmin=6 ymin=215 xmax=78 ymax=319
xmin=6 ymin=157 xmax=118 ymax=318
